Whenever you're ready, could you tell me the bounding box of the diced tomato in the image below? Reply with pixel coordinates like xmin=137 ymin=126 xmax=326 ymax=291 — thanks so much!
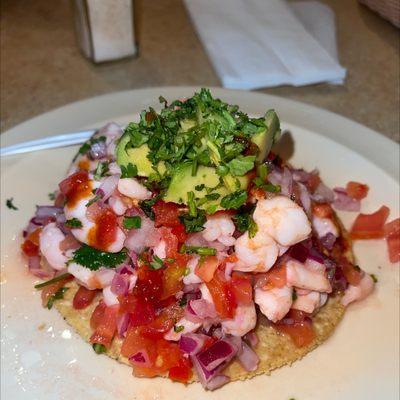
xmin=162 ymin=263 xmax=186 ymax=299
xmin=231 ymin=273 xmax=253 ymax=305
xmin=140 ymin=303 xmax=183 ymax=339
xmin=168 ymin=357 xmax=193 ymax=383
xmin=263 ymin=265 xmax=287 ymax=289
xmin=312 ymin=203 xmax=333 ymax=218
xmin=153 ymin=201 xmax=181 ymax=228
xmin=135 ymin=265 xmax=163 ymax=305
xmin=171 ymin=223 xmax=188 ymax=244
xmin=88 ymin=207 xmax=118 ymax=251
xmin=90 ymin=301 xmax=107 ymax=329
xmin=350 ymin=205 xmax=390 ymax=240
xmin=21 ymin=228 xmax=42 ymax=257
xmin=59 ymin=170 xmax=92 ymax=208
xmin=306 ymin=173 xmax=321 ymax=193
xmin=89 ymin=304 xmax=118 ymax=347
xmin=159 ymin=227 xmax=179 ymax=258
xmin=195 ymin=255 xmax=219 ymax=283
xmin=341 ymin=258 xmax=362 ymax=285
xmin=40 ymin=276 xmax=73 ymax=307
xmin=119 ymin=293 xmax=155 ymax=327
xmin=384 ymin=218 xmax=400 ymax=263
xmin=346 ymin=181 xmax=369 ymax=200
xmin=274 ymin=309 xmax=315 ymax=347
xmin=206 ymin=270 xmax=237 ymax=319
xmin=73 ymin=286 xmax=97 ymax=310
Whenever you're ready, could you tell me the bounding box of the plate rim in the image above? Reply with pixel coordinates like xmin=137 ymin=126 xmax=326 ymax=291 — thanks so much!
xmin=1 ymin=86 xmax=399 ymax=181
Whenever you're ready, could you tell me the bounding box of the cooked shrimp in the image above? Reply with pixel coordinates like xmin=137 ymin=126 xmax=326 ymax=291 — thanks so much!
xmin=341 ymin=273 xmax=374 ymax=307
xmin=39 ymin=223 xmax=68 ymax=270
xmin=221 ymin=303 xmax=256 ymax=336
xmin=312 ymin=216 xmax=339 ymax=238
xmin=164 ymin=317 xmax=202 ymax=341
xmin=253 ymin=196 xmax=311 ymax=246
xmin=234 ymin=230 xmax=279 ymax=272
xmin=153 ymin=240 xmax=167 ymax=260
xmin=117 ymin=178 xmax=152 ymax=200
xmin=67 ymin=263 xmax=115 ymax=290
xmin=202 ymin=214 xmax=236 ymax=247
xmin=254 ymin=285 xmax=293 ymax=323
xmin=183 ymin=255 xmax=202 ymax=285
xmin=286 ymin=259 xmax=331 ymax=293
xmin=292 ymin=290 xmax=327 ymax=313
xmin=108 ymin=195 xmax=127 ymax=216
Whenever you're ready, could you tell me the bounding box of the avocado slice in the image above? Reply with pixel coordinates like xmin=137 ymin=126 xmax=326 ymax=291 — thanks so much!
xmin=251 ymin=110 xmax=281 ymax=162
xmin=164 ymin=162 xmax=249 ymax=211
xmin=116 ymin=134 xmax=165 ymax=177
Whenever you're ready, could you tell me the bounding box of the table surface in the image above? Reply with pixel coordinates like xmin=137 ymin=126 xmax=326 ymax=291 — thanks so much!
xmin=1 ymin=0 xmax=399 ymax=142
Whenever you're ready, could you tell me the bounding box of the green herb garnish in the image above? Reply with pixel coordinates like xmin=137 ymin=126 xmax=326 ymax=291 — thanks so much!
xmin=34 ymin=273 xmax=72 ymax=289
xmin=48 ymin=191 xmax=57 ymax=201
xmin=71 ymin=245 xmax=126 ymax=271
xmin=179 ymin=210 xmax=206 ymax=233
xmin=74 ymin=136 xmax=106 ymax=161
xmin=187 ymin=191 xmax=197 ymax=217
xmin=292 ymin=289 xmax=298 ymax=302
xmin=93 ymin=161 xmax=109 ymax=180
xmin=220 ymin=190 xmax=247 ymax=210
xmin=179 ymin=297 xmax=188 ymax=307
xmin=139 ymin=194 xmax=163 ymax=220
xmin=150 ymin=255 xmax=165 ymax=270
xmin=120 ymin=163 xmax=138 ymax=178
xmin=232 ymin=211 xmax=258 ymax=238
xmin=174 ymin=325 xmax=184 ymax=333
xmin=65 ymin=218 xmax=83 ymax=229
xmin=6 ymin=198 xmax=18 ymax=210
xmin=370 ymin=274 xmax=378 ymax=283
xmin=86 ymin=194 xmax=102 ymax=207
xmin=179 ymin=245 xmax=217 ymax=256
xmin=92 ymin=343 xmax=107 ymax=354
xmin=123 ymin=216 xmax=142 ymax=230
xmin=227 ymin=155 xmax=256 ymax=176
xmin=47 ymin=287 xmax=69 ymax=309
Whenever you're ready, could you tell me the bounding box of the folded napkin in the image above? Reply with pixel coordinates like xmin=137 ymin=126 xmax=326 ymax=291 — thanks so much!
xmin=184 ymin=0 xmax=346 ymax=89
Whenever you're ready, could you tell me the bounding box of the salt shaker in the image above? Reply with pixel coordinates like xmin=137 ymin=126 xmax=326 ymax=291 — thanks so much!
xmin=72 ymin=0 xmax=138 ymax=63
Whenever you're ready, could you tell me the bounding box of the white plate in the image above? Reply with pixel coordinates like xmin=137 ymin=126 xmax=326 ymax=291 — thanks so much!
xmin=1 ymin=87 xmax=399 ymax=400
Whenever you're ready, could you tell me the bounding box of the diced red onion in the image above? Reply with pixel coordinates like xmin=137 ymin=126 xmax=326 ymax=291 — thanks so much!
xmin=96 ymin=174 xmax=120 ymax=202
xmin=268 ymin=169 xmax=282 ymax=186
xmin=333 ymin=188 xmax=361 ymax=212
xmin=116 ymin=263 xmax=135 ymax=275
xmin=189 ymin=299 xmax=217 ymax=319
xmin=280 ymin=167 xmax=293 ymax=197
xmin=320 ymin=233 xmax=336 ymax=250
xmin=312 ymin=182 xmax=334 ymax=203
xmin=28 ymin=256 xmax=52 ymax=279
xmin=297 ymin=182 xmax=311 ymax=216
xmin=197 ymin=338 xmax=239 ymax=372
xmin=129 ymin=349 xmax=152 ymax=368
xmin=117 ymin=312 xmax=130 ymax=338
xmin=292 ymin=169 xmax=311 ymax=183
xmin=289 ymin=243 xmax=309 ymax=263
xmin=88 ymin=139 xmax=107 ymax=160
xmin=205 ymin=375 xmax=230 ymax=391
xmin=307 ymin=249 xmax=325 ymax=264
xmin=111 ymin=273 xmax=129 ymax=296
xmin=179 ymin=333 xmax=208 ymax=355
xmin=59 ymin=234 xmax=80 ymax=251
xmin=35 ymin=206 xmax=63 ymax=219
xmin=243 ymin=332 xmax=258 ymax=348
xmin=86 ymin=201 xmax=104 ymax=222
xmin=128 ymin=251 xmax=138 ymax=267
xmin=237 ymin=340 xmax=259 ymax=372
xmin=124 ymin=217 xmax=160 ymax=253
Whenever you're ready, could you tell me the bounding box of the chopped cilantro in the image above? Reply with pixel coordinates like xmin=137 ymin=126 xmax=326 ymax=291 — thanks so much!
xmin=71 ymin=245 xmax=126 ymax=270
xmin=48 ymin=191 xmax=57 ymax=201
xmin=180 ymin=210 xmax=206 ymax=233
xmin=257 ymin=163 xmax=270 ymax=180
xmin=179 ymin=245 xmax=217 ymax=256
xmin=34 ymin=273 xmax=71 ymax=289
xmin=85 ymin=194 xmax=102 ymax=207
xmin=150 ymin=255 xmax=165 ymax=270
xmin=216 ymin=165 xmax=229 ymax=177
xmin=174 ymin=325 xmax=184 ymax=333
xmin=253 ymin=177 xmax=281 ymax=193
xmin=179 ymin=297 xmax=188 ymax=307
xmin=6 ymin=198 xmax=18 ymax=210
xmin=187 ymin=191 xmax=197 ymax=217
xmin=65 ymin=218 xmax=83 ymax=229
xmin=220 ymin=190 xmax=247 ymax=210
xmin=47 ymin=287 xmax=69 ymax=309
xmin=370 ymin=273 xmax=378 ymax=283
xmin=92 ymin=343 xmax=107 ymax=354
xmin=292 ymin=289 xmax=298 ymax=302
xmin=74 ymin=136 xmax=106 ymax=161
xmin=123 ymin=216 xmax=142 ymax=230
xmin=93 ymin=161 xmax=109 ymax=180
xmin=183 ymin=267 xmax=190 ymax=276
xmin=120 ymin=163 xmax=138 ymax=178
xmin=195 ymin=184 xmax=205 ymax=191
xmin=227 ymin=155 xmax=256 ymax=176
xmin=139 ymin=194 xmax=162 ymax=220
xmin=232 ymin=211 xmax=258 ymax=238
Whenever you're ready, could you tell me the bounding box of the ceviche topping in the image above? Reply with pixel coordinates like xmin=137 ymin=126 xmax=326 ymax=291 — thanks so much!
xmin=22 ymin=89 xmax=394 ymax=390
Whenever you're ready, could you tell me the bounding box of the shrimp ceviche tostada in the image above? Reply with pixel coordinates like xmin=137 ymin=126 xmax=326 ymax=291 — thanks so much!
xmin=22 ymin=89 xmax=381 ymax=390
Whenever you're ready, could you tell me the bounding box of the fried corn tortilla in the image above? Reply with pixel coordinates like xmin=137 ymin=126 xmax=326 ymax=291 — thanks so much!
xmin=54 ymin=217 xmax=352 ymax=383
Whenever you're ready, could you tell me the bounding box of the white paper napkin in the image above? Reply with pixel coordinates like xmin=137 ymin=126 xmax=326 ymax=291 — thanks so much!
xmin=184 ymin=0 xmax=346 ymax=89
